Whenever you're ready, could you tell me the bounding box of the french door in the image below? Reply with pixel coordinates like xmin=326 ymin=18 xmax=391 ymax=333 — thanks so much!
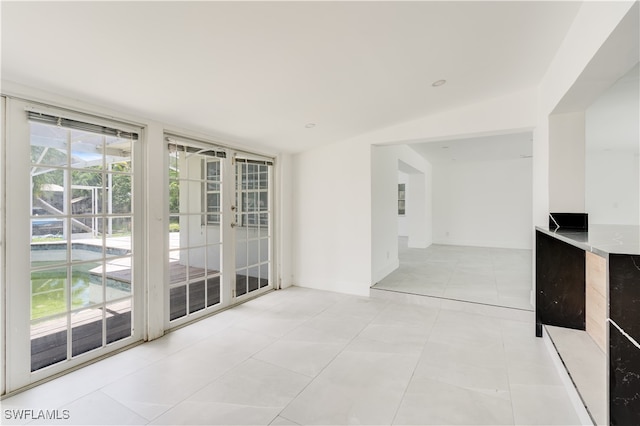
xmin=166 ymin=136 xmax=273 ymax=327
xmin=4 ymin=99 xmax=144 ymax=391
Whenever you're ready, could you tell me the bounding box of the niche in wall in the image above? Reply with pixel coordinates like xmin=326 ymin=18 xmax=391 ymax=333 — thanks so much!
xmin=585 ymin=63 xmax=640 ymax=225
xmin=549 ymin=2 xmax=639 ymax=224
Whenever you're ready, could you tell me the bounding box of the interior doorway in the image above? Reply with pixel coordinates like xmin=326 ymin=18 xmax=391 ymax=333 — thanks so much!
xmin=372 ymin=134 xmax=533 ymax=311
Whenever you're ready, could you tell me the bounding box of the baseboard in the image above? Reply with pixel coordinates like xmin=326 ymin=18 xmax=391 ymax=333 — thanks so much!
xmin=294 ymin=280 xmax=370 ymax=297
xmin=432 ymin=238 xmax=531 ymax=250
xmin=407 ymin=239 xmax=429 ymax=249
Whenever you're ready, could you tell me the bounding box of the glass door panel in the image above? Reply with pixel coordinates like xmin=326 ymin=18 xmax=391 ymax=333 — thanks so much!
xmin=28 ymin=119 xmax=136 ymax=372
xmin=167 ymin=143 xmax=223 ymax=325
xmin=165 ymin=142 xmax=273 ymax=325
xmin=3 ymin=100 xmax=144 ymax=392
xmin=234 ymin=160 xmax=272 ymax=298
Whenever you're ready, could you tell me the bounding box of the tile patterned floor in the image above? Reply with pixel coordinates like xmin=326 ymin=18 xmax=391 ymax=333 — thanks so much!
xmin=1 ymin=287 xmax=585 ymax=425
xmin=373 ymin=239 xmax=534 ymax=310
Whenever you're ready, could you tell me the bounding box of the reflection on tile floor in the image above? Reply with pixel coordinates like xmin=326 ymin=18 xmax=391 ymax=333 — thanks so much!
xmin=373 ymin=238 xmax=534 ymax=310
xmin=2 ymin=287 xmax=583 ymax=425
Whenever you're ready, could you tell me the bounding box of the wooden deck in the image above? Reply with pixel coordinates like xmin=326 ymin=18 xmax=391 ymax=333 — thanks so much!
xmin=169 ymin=261 xmax=216 ymax=283
xmin=31 ymin=301 xmax=132 ymax=372
xmin=87 ymin=260 xmax=215 ymax=284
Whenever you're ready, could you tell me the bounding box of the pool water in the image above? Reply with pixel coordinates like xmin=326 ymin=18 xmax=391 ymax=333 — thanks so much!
xmin=30 ymin=243 xmax=132 ymax=321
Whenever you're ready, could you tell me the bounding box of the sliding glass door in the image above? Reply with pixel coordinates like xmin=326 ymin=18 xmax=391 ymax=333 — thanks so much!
xmin=166 ymin=138 xmax=273 ymax=326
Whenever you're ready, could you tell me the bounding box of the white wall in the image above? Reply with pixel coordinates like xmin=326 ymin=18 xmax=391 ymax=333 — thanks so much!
xmin=292 ymin=138 xmax=372 ymax=296
xmin=370 ymin=145 xmax=431 ymax=284
xmin=432 ymin=158 xmax=533 ymax=249
xmin=586 ymin=151 xmax=639 ymax=224
xmin=406 ymin=169 xmax=430 ymax=248
xmin=397 ymin=171 xmax=408 ymax=237
xmin=372 ymin=146 xmax=401 ymax=284
xmin=585 ymin=64 xmax=640 ymax=225
xmin=548 ymin=112 xmax=586 ymax=212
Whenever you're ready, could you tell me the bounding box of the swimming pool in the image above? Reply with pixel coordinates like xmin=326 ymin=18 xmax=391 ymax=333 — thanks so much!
xmin=30 ymin=242 xmax=132 ymax=320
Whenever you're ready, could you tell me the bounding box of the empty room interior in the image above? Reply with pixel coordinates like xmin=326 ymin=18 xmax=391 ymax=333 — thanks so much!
xmin=1 ymin=2 xmax=639 ymax=425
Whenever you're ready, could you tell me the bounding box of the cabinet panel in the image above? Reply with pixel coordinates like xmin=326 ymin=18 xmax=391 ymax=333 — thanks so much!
xmin=586 ymin=251 xmax=607 ymax=352
xmin=536 ymin=231 xmax=586 ymax=332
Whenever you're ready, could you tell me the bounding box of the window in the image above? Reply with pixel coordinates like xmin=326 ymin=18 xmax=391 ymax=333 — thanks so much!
xmin=398 ymin=183 xmax=406 ymax=215
xmin=236 ymin=161 xmax=269 ymax=227
xmin=206 ymin=160 xmax=222 ymax=224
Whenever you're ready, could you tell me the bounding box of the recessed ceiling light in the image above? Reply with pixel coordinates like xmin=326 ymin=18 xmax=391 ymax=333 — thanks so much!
xmin=305 ymin=123 xmax=316 ymax=129
xmin=441 ymin=146 xmax=449 ymax=149
xmin=432 ymin=79 xmax=447 ymax=87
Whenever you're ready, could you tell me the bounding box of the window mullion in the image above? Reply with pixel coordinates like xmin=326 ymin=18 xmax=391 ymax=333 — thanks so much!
xmin=65 ymin=129 xmax=72 ymax=362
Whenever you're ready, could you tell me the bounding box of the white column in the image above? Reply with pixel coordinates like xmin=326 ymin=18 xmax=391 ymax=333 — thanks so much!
xmin=145 ymin=123 xmax=166 ymax=341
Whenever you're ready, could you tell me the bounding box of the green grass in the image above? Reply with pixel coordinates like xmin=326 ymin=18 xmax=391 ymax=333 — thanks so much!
xmin=31 ymin=264 xmax=99 ymax=320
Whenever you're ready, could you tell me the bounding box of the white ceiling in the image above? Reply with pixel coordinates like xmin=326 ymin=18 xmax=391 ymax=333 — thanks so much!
xmin=410 ymin=131 xmax=533 ymax=163
xmin=1 ymin=1 xmax=581 ymax=154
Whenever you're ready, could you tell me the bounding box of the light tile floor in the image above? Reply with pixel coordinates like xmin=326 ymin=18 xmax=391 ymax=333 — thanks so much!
xmin=374 ymin=239 xmax=534 ymax=310
xmin=1 ymin=287 xmax=586 ymax=425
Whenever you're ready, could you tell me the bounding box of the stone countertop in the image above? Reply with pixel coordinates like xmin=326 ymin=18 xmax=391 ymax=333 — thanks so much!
xmin=536 ymin=224 xmax=640 ymax=256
